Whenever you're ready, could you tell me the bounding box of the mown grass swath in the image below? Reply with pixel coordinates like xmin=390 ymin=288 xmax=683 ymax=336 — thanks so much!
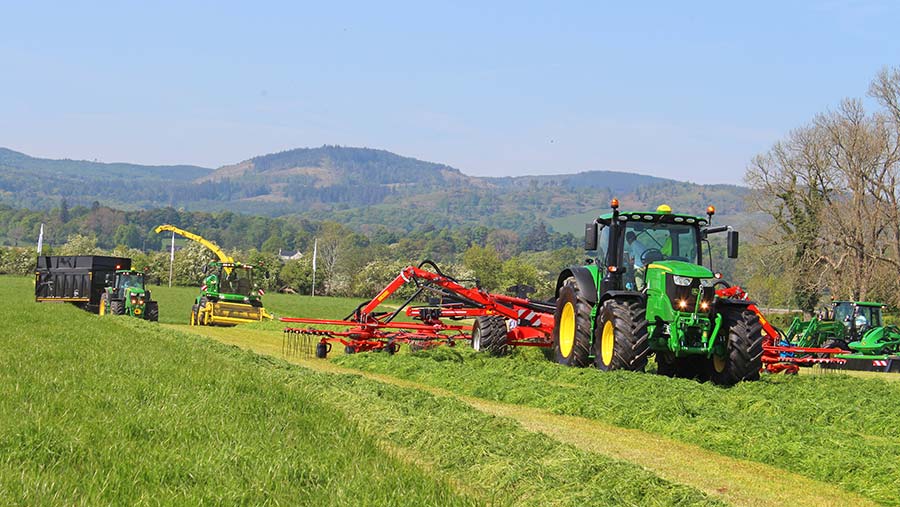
xmin=0 ymin=276 xmax=721 ymax=506
xmin=0 ymin=278 xmax=468 ymax=505
xmin=335 ymin=347 xmax=900 ymax=506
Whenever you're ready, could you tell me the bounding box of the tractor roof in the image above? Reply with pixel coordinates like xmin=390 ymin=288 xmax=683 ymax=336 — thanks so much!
xmin=597 ymin=210 xmax=709 ymax=227
xmin=833 ymin=300 xmax=885 ymax=307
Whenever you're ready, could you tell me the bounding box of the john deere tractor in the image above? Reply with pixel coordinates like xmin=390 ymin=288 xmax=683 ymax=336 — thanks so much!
xmin=783 ymin=300 xmax=885 ymax=352
xmin=98 ymin=269 xmax=159 ymax=321
xmin=155 ymin=225 xmax=271 ymax=326
xmin=552 ymin=200 xmax=762 ymax=385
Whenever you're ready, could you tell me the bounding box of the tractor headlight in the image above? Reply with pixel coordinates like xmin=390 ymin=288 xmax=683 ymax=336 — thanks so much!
xmin=677 ymin=299 xmax=688 ymax=309
xmin=673 ymin=276 xmax=693 ymax=286
xmin=700 ymin=278 xmax=716 ymax=288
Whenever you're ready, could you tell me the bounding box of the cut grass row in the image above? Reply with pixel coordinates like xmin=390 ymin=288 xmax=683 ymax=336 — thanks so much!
xmin=0 ymin=287 xmax=468 ymax=505
xmin=334 ymin=347 xmax=900 ymax=506
xmin=1 ymin=276 xmax=720 ymax=506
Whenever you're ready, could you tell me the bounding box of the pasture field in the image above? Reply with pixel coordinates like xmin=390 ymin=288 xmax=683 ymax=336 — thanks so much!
xmin=3 ymin=275 xmax=899 ymax=506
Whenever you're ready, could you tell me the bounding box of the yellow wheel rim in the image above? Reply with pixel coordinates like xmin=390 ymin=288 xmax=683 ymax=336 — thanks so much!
xmin=559 ymin=302 xmax=575 ymax=358
xmin=713 ymin=354 xmax=727 ymax=373
xmin=601 ymin=321 xmax=615 ymax=366
xmin=99 ymin=300 xmax=106 ymax=316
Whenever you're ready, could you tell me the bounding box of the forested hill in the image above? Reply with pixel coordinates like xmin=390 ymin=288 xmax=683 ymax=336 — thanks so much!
xmin=0 ymin=145 xmax=750 ymax=236
xmin=0 ymin=148 xmax=212 ymax=210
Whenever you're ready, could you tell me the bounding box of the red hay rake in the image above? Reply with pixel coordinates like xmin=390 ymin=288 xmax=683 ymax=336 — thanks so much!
xmin=281 ymin=261 xmax=556 ymax=358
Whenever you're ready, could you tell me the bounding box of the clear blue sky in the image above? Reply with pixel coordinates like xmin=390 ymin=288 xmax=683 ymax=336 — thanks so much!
xmin=2 ymin=1 xmax=898 ymax=184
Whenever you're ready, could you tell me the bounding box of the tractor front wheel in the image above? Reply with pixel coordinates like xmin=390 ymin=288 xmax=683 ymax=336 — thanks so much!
xmin=472 ymin=316 xmax=508 ymax=356
xmin=145 ymin=302 xmax=159 ymax=322
xmin=594 ymin=299 xmax=650 ymax=371
xmin=109 ymin=299 xmax=125 ymax=316
xmin=552 ymin=277 xmax=592 ymax=367
xmin=710 ymin=307 xmax=764 ymax=386
xmin=99 ymin=293 xmax=109 ymax=316
xmin=820 ymin=338 xmax=850 ymax=357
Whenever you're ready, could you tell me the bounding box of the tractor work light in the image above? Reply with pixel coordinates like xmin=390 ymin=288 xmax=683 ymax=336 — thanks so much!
xmin=673 ymin=276 xmax=692 ymax=286
xmin=610 ymin=198 xmax=619 ymax=209
xmin=677 ymin=299 xmax=688 ymax=309
xmin=607 ymin=265 xmax=618 ymax=273
xmin=700 ymin=301 xmax=710 ymax=311
xmin=707 ymin=205 xmax=716 ymax=216
xmin=657 ymin=204 xmax=672 ymax=213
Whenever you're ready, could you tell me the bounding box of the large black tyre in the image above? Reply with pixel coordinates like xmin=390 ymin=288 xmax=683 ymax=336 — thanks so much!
xmin=710 ymin=306 xmax=764 ymax=386
xmin=315 ymin=342 xmax=329 ymax=359
xmin=593 ymin=299 xmax=650 ymax=371
xmin=145 ymin=301 xmax=159 ymax=322
xmin=110 ymin=299 xmax=125 ymax=316
xmin=99 ymin=293 xmax=109 ymax=316
xmin=552 ymin=277 xmax=592 ymax=367
xmin=190 ymin=304 xmax=199 ymax=326
xmin=472 ymin=316 xmax=508 ymax=356
xmin=197 ymin=297 xmax=210 ymax=326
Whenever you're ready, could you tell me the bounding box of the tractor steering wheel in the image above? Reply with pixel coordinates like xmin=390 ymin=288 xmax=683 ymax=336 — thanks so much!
xmin=640 ymin=248 xmax=664 ymax=265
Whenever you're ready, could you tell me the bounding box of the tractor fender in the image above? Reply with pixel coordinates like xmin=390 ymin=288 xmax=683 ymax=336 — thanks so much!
xmin=556 ymin=267 xmax=598 ymax=304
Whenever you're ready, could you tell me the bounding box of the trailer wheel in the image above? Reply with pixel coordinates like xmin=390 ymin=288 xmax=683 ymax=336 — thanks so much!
xmin=315 ymin=342 xmax=329 ymax=359
xmin=552 ymin=277 xmax=592 ymax=367
xmin=472 ymin=316 xmax=508 ymax=356
xmin=145 ymin=302 xmax=159 ymax=322
xmin=594 ymin=299 xmax=649 ymax=371
xmin=110 ymin=300 xmax=125 ymax=316
xmin=99 ymin=293 xmax=109 ymax=316
xmin=710 ymin=307 xmax=764 ymax=386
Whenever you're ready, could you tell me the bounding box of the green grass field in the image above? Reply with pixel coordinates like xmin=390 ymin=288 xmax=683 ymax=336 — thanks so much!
xmin=3 ymin=275 xmax=899 ymax=505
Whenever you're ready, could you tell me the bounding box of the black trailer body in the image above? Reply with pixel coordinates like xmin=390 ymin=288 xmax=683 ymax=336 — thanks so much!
xmin=35 ymin=256 xmax=131 ymax=311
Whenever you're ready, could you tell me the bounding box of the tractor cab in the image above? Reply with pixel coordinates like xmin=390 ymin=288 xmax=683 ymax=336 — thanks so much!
xmin=115 ymin=270 xmax=146 ymax=292
xmin=202 ymin=262 xmax=262 ymax=305
xmin=833 ymin=301 xmax=884 ymax=337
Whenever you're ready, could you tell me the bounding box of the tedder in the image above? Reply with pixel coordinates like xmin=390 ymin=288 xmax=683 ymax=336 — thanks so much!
xmin=155 ymin=225 xmax=272 ymax=326
xmin=282 ymin=201 xmax=834 ymax=385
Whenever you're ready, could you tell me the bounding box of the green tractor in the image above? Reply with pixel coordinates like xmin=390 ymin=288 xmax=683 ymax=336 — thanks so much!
xmin=552 ymin=200 xmax=762 ymax=385
xmin=784 ymin=300 xmax=885 ymax=352
xmin=99 ymin=269 xmax=159 ymax=321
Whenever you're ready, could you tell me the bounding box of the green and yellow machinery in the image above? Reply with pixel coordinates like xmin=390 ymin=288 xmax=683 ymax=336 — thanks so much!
xmin=98 ymin=268 xmax=159 ymax=321
xmin=782 ymin=300 xmax=884 ymax=351
xmin=154 ymin=225 xmax=272 ymax=326
xmin=551 ymin=200 xmax=762 ymax=385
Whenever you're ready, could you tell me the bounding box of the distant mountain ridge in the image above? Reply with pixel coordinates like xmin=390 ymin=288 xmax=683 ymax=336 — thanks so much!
xmin=0 ymin=145 xmax=750 ymax=235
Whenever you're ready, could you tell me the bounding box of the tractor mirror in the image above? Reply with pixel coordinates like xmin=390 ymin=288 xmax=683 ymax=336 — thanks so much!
xmin=727 ymin=230 xmax=739 ymax=258
xmin=105 ymin=274 xmax=112 ymax=285
xmin=584 ymin=222 xmax=598 ymax=251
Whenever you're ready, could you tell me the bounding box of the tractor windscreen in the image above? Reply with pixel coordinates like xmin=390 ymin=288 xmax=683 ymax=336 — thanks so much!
xmin=625 ymin=222 xmax=699 ymax=268
xmin=118 ymin=273 xmax=145 ymax=291
xmin=221 ymin=267 xmax=253 ymax=295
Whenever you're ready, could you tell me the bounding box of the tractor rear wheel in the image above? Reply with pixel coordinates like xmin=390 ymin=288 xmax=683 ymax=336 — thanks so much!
xmin=110 ymin=299 xmax=125 ymax=316
xmin=99 ymin=293 xmax=109 ymax=316
xmin=145 ymin=302 xmax=159 ymax=322
xmin=710 ymin=307 xmax=764 ymax=386
xmin=820 ymin=338 xmax=850 ymax=356
xmin=594 ymin=299 xmax=650 ymax=371
xmin=472 ymin=316 xmax=508 ymax=356
xmin=552 ymin=277 xmax=592 ymax=367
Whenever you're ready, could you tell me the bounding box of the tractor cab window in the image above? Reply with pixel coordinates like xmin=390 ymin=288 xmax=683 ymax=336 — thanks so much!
xmin=854 ymin=305 xmax=881 ymax=331
xmin=118 ymin=273 xmax=144 ymax=291
xmin=596 ymin=225 xmax=610 ymax=269
xmin=221 ymin=267 xmax=253 ymax=295
xmin=624 ymin=222 xmax=699 ymax=268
